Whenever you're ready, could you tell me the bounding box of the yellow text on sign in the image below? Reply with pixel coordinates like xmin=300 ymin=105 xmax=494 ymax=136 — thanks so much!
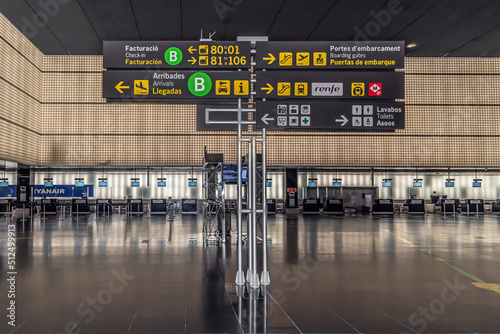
xmin=215 ymin=80 xmax=230 ymax=95
xmin=277 ymin=82 xmax=291 ymax=96
xmin=234 ymin=80 xmax=249 ymax=95
xmin=134 ymin=80 xmax=149 ymax=95
xmin=294 ymin=82 xmax=308 ymax=96
xmin=279 ymin=52 xmax=293 ymax=66
xmin=313 ymin=52 xmax=327 ymax=66
xmin=351 ymin=83 xmax=365 ymax=96
xmin=296 ymin=53 xmax=310 ymax=66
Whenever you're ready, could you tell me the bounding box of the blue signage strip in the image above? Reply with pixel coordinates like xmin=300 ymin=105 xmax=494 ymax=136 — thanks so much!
xmin=0 ymin=186 xmax=16 ymax=198
xmin=33 ymin=185 xmax=94 ymax=198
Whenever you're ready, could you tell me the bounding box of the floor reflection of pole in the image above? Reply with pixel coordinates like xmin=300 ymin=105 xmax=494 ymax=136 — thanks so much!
xmin=249 ymin=284 xmax=253 ymax=333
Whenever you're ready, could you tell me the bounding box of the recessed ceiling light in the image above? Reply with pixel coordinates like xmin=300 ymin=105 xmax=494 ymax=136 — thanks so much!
xmin=407 ymin=43 xmax=417 ymax=48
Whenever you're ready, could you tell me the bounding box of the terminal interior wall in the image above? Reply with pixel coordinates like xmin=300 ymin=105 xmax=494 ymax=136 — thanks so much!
xmin=1 ymin=13 xmax=500 ymax=168
xmin=29 ymin=170 xmax=500 ymax=201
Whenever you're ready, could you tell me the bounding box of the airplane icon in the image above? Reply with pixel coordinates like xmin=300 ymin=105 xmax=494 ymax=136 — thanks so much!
xmin=296 ymin=52 xmax=310 ymax=66
xmin=134 ymin=80 xmax=149 ymax=95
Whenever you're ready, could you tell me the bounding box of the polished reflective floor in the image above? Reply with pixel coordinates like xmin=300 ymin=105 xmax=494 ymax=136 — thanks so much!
xmin=1 ymin=212 xmax=500 ymax=333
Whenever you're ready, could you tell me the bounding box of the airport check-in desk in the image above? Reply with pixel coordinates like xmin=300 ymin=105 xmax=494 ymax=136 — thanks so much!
xmin=96 ymin=199 xmax=112 ymax=216
xmin=492 ymin=199 xmax=500 ymax=214
xmin=441 ymin=199 xmax=460 ymax=215
xmin=127 ymin=198 xmax=143 ymax=215
xmin=406 ymin=199 xmax=426 ymax=214
xmin=266 ymin=199 xmax=276 ymax=214
xmin=461 ymin=199 xmax=484 ymax=215
xmin=323 ymin=199 xmax=344 ymax=215
xmin=72 ymin=199 xmax=90 ymax=214
xmin=181 ymin=199 xmax=198 ymax=214
xmin=151 ymin=199 xmax=167 ymax=215
xmin=303 ymin=198 xmax=321 ymax=214
xmin=41 ymin=199 xmax=58 ymax=214
xmin=372 ymin=199 xmax=394 ymax=215
xmin=0 ymin=198 xmax=14 ymax=215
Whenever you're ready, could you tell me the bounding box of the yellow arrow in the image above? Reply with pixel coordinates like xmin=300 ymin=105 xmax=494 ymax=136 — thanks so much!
xmin=263 ymin=53 xmax=276 ymax=64
xmin=115 ymin=81 xmax=130 ymax=94
xmin=188 ymin=57 xmax=197 ymax=65
xmin=261 ymin=83 xmax=274 ymax=94
xmin=188 ymin=46 xmax=197 ymax=54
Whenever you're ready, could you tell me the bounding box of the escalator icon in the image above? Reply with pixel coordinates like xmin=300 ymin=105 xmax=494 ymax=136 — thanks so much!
xmin=277 ymin=82 xmax=291 ymax=96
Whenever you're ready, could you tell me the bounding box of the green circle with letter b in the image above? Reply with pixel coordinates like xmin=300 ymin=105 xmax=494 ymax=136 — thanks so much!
xmin=165 ymin=47 xmax=183 ymax=65
xmin=188 ymin=72 xmax=212 ymax=97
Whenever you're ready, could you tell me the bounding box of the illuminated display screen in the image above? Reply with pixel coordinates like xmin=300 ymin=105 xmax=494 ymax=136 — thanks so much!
xmin=308 ymin=181 xmax=317 ymax=187
xmin=188 ymin=181 xmax=198 ymax=187
xmin=413 ymin=182 xmax=422 ymax=187
xmin=44 ymin=182 xmax=53 ymax=187
xmin=98 ymin=181 xmax=108 ymax=187
xmin=445 ymin=182 xmax=454 ymax=187
xmin=473 ymin=182 xmax=481 ymax=188
xmin=382 ymin=182 xmax=392 ymax=187
xmin=157 ymin=181 xmax=166 ymax=187
xmin=75 ymin=181 xmax=84 ymax=187
xmin=266 ymin=181 xmax=272 ymax=187
xmin=332 ymin=181 xmax=341 ymax=187
xmin=131 ymin=181 xmax=140 ymax=187
xmin=0 ymin=181 xmax=8 ymax=187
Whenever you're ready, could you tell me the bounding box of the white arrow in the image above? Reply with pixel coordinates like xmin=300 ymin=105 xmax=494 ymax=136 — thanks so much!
xmin=261 ymin=114 xmax=275 ymax=125
xmin=335 ymin=115 xmax=348 ymax=126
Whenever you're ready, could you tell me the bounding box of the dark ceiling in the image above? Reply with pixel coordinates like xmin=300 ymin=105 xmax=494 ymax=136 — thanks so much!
xmin=1 ymin=0 xmax=500 ymax=57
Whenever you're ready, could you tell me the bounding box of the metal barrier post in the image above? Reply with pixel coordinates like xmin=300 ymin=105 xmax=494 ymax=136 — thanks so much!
xmin=261 ymin=128 xmax=270 ymax=285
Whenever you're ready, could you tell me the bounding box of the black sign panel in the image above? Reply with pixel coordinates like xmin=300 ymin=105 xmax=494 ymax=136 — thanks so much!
xmin=196 ymin=104 xmax=249 ymax=131
xmin=255 ymin=101 xmax=405 ymax=132
xmin=103 ymin=71 xmax=251 ymax=100
xmin=103 ymin=41 xmax=251 ymax=69
xmin=255 ymin=71 xmax=404 ymax=100
xmin=255 ymin=41 xmax=404 ymax=70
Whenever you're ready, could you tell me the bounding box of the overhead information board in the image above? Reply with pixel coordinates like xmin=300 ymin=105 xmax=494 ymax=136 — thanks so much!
xmin=103 ymin=41 xmax=252 ymax=69
xmin=103 ymin=71 xmax=251 ymax=100
xmin=255 ymin=101 xmax=405 ymax=132
xmin=255 ymin=71 xmax=404 ymax=100
xmin=255 ymin=41 xmax=404 ymax=69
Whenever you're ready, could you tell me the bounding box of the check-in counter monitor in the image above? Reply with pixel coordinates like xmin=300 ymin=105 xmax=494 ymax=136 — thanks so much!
xmin=441 ymin=199 xmax=460 ymax=214
xmin=267 ymin=199 xmax=276 ymax=214
xmin=72 ymin=199 xmax=90 ymax=214
xmin=151 ymin=199 xmax=167 ymax=215
xmin=406 ymin=199 xmax=426 ymax=214
xmin=127 ymin=198 xmax=143 ymax=215
xmin=461 ymin=199 xmax=484 ymax=214
xmin=323 ymin=199 xmax=343 ymax=215
xmin=41 ymin=199 xmax=58 ymax=214
xmin=372 ymin=199 xmax=393 ymax=215
xmin=303 ymin=198 xmax=320 ymax=214
xmin=0 ymin=198 xmax=14 ymax=215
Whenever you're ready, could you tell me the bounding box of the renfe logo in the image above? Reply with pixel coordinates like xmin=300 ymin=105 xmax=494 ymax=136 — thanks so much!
xmin=369 ymin=83 xmax=382 ymax=96
xmin=312 ymin=83 xmax=343 ymax=96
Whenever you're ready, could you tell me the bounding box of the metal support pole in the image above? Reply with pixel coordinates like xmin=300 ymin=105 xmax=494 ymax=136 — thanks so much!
xmin=246 ymin=139 xmax=253 ymax=283
xmin=235 ymin=98 xmax=245 ymax=285
xmin=250 ymin=136 xmax=260 ymax=288
xmin=476 ymin=202 xmax=479 ymax=219
xmin=96 ymin=201 xmax=99 ymax=221
xmin=261 ymin=128 xmax=270 ymax=285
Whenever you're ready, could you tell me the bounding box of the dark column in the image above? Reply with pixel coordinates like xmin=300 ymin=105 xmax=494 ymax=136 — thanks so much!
xmin=285 ymin=168 xmax=298 ymax=210
xmin=16 ymin=164 xmax=31 ymax=206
